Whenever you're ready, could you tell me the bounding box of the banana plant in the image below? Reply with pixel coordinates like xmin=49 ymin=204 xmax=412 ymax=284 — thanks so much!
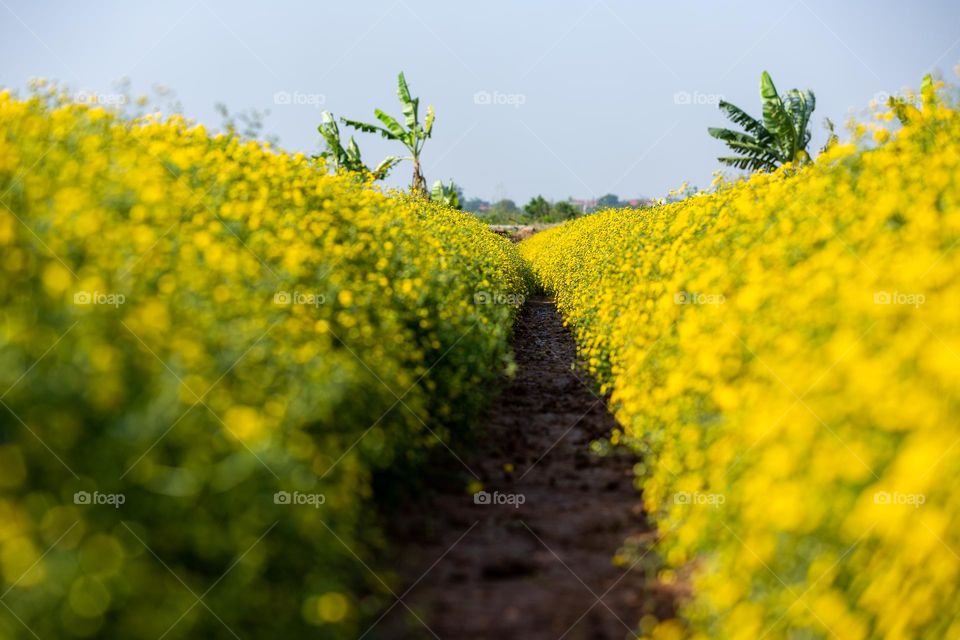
xmin=314 ymin=111 xmax=401 ymax=180
xmin=341 ymin=72 xmax=434 ymax=193
xmin=708 ymin=71 xmax=816 ymax=172
xmin=430 ymin=179 xmax=461 ymax=209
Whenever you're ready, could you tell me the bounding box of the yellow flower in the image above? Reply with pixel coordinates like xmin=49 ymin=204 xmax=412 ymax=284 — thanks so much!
xmin=0 ymin=85 xmax=529 ymax=638
xmin=522 ymin=77 xmax=960 ymax=639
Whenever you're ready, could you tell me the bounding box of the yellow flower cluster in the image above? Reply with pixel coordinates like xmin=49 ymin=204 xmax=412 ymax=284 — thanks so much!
xmin=0 ymin=85 xmax=528 ymax=638
xmin=522 ymin=81 xmax=960 ymax=639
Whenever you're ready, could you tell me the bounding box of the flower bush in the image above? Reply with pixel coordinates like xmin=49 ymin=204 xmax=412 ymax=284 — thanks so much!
xmin=0 ymin=85 xmax=528 ymax=638
xmin=522 ymin=80 xmax=960 ymax=639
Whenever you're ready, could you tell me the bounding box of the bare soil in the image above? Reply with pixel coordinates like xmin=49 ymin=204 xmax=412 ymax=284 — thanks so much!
xmin=374 ymin=298 xmax=673 ymax=640
xmin=489 ymin=224 xmax=537 ymax=242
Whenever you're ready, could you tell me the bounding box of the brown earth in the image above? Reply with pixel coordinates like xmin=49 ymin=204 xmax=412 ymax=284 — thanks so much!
xmin=372 ymin=298 xmax=674 ymax=639
xmin=488 ymin=224 xmax=537 ymax=242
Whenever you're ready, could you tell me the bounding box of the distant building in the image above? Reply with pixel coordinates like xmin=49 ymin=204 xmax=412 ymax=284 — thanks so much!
xmin=569 ymin=198 xmax=597 ymax=212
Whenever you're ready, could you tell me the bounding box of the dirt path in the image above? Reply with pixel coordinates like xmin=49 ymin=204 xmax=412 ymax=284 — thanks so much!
xmin=374 ymin=298 xmax=672 ymax=639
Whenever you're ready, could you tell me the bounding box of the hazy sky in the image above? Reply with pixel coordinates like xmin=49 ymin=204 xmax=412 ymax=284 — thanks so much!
xmin=2 ymin=1 xmax=959 ymax=203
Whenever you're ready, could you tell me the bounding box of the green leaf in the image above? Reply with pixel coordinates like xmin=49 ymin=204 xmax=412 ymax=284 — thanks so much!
xmin=346 ymin=137 xmax=362 ymax=165
xmin=708 ymin=127 xmax=757 ymax=144
xmin=424 ymin=105 xmax=435 ymax=137
xmin=760 ymin=71 xmax=797 ymax=157
xmin=317 ymin=111 xmax=352 ymax=169
xmin=397 ymin=72 xmax=411 ymax=104
xmin=921 ymin=73 xmax=937 ymax=110
xmin=717 ymin=101 xmax=773 ymax=143
xmin=710 ymin=126 xmax=781 ymax=171
xmin=709 ymin=127 xmax=777 ymax=153
xmin=717 ymin=155 xmax=777 ymax=171
xmin=787 ymin=89 xmax=815 ymax=156
xmin=372 ymin=156 xmax=402 ymax=180
xmin=341 ymin=117 xmax=397 ymax=140
xmin=397 ymin=72 xmax=419 ymax=129
xmin=374 ymin=109 xmax=406 ymax=139
xmin=403 ymin=98 xmax=419 ymax=132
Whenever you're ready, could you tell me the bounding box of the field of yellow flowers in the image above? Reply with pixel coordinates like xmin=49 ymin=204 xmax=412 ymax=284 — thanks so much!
xmin=522 ymin=81 xmax=960 ymax=639
xmin=0 ymin=85 xmax=528 ymax=638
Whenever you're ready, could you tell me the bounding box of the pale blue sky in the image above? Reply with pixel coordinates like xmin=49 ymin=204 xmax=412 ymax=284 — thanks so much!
xmin=2 ymin=0 xmax=958 ymax=203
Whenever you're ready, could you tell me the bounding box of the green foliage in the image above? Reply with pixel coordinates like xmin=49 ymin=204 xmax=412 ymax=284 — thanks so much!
xmin=430 ymin=179 xmax=462 ymax=209
xmin=315 ymin=111 xmax=401 ymax=180
xmin=0 ymin=89 xmax=530 ymax=639
xmin=479 ymin=196 xmax=585 ymax=224
xmin=709 ymin=70 xmax=816 ymax=172
xmin=596 ymin=193 xmax=620 ymax=210
xmin=523 ymin=195 xmax=552 ymax=219
xmin=482 ymin=199 xmax=522 ymax=223
xmin=341 ymin=72 xmax=434 ymax=193
xmin=552 ymin=201 xmax=580 ymax=220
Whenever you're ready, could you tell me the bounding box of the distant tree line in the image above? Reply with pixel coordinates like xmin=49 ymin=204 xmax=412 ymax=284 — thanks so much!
xmin=463 ymin=193 xmax=653 ymax=224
